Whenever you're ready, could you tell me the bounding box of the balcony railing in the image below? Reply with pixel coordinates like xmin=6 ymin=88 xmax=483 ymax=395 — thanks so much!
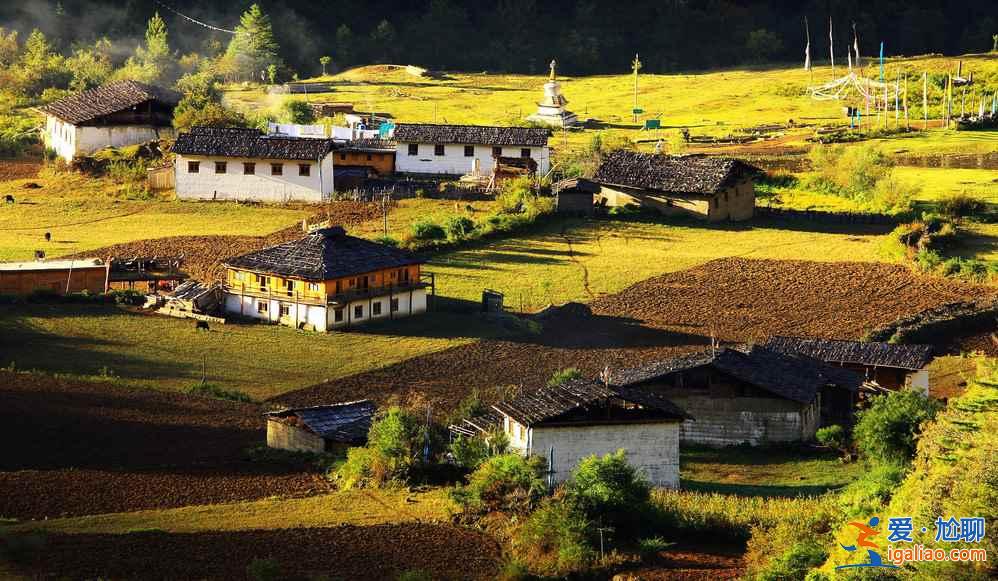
xmin=224 ymin=273 xmax=435 ymax=308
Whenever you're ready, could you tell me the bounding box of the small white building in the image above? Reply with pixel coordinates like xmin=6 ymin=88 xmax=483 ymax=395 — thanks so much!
xmin=491 ymin=378 xmax=690 ymax=488
xmin=265 ymin=400 xmax=376 ymax=453
xmin=222 ymin=226 xmax=431 ymax=332
xmin=39 ymin=80 xmax=179 ymax=162
xmin=392 ymin=123 xmax=551 ymax=176
xmin=172 ymin=127 xmax=337 ymax=203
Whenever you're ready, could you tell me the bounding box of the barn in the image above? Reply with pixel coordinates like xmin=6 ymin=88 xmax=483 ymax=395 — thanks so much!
xmin=491 ymin=378 xmax=691 ymax=487
xmin=392 ymin=123 xmax=551 ymax=176
xmin=764 ymin=336 xmax=934 ymax=395
xmin=0 ymin=258 xmax=107 ymax=296
xmin=552 ymin=178 xmax=600 ymax=215
xmin=610 ymin=345 xmax=863 ymax=446
xmin=265 ymin=400 xmax=376 ymax=453
xmin=172 ymin=127 xmax=337 ymax=203
xmin=592 ymin=151 xmax=759 ymax=221
xmin=40 ymin=80 xmax=179 ymax=162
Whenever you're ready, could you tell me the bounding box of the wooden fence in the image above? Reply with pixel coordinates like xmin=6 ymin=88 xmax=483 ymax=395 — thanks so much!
xmin=147 ymin=166 xmax=174 ymax=191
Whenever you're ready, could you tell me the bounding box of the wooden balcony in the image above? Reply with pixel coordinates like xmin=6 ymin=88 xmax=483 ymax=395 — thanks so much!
xmin=224 ymin=273 xmax=435 ymax=308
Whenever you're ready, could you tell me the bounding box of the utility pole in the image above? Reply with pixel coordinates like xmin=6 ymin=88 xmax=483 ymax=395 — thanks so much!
xmin=631 ymin=54 xmax=642 ymax=123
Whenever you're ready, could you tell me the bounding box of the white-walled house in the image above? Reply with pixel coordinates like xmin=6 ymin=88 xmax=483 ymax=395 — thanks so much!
xmin=40 ymin=80 xmax=179 ymax=161
xmin=172 ymin=127 xmax=337 ymax=203
xmin=392 ymin=123 xmax=551 ymax=176
xmin=491 ymin=378 xmax=691 ymax=488
xmin=222 ymin=226 xmax=430 ymax=332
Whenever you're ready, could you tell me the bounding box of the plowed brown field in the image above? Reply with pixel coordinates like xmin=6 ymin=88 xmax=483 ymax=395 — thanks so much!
xmin=0 ymin=372 xmax=330 ymax=519
xmin=0 ymin=160 xmax=41 ymax=181
xmin=274 ymin=258 xmax=995 ymax=412
xmin=65 ymin=201 xmax=380 ymax=281
xmin=11 ymin=524 xmax=501 ymax=580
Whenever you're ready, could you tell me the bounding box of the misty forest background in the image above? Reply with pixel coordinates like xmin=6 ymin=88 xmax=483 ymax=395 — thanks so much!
xmin=1 ymin=0 xmax=996 ymax=77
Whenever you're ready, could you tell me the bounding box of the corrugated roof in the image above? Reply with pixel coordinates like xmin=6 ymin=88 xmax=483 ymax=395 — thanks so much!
xmin=393 ymin=123 xmax=551 ymax=146
xmin=266 ymin=400 xmax=375 ymax=444
xmin=593 ymin=151 xmax=759 ymax=196
xmin=764 ymin=336 xmax=934 ymax=371
xmin=493 ymin=377 xmax=690 ymax=427
xmin=40 ymin=80 xmax=180 ymax=125
xmin=222 ymin=226 xmax=423 ymax=281
xmin=172 ymin=127 xmax=339 ymax=160
xmin=610 ymin=346 xmax=863 ymax=404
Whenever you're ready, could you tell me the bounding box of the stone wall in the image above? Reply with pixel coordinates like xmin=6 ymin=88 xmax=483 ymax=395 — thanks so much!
xmin=669 ymin=395 xmax=819 ymax=446
xmin=266 ymin=420 xmax=324 ymax=453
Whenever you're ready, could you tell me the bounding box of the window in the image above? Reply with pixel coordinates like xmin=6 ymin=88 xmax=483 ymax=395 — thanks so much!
xmin=334 ymin=308 xmax=344 ymax=322
xmin=339 ymin=153 xmax=347 ymax=160
xmin=434 ymin=144 xmax=445 ymax=156
xmin=520 ymin=148 xmax=531 ymax=158
xmin=215 ymin=161 xmax=227 ymax=174
xmin=279 ymin=303 xmax=291 ymax=317
xmin=284 ymin=280 xmax=295 ymax=297
xmin=187 ymin=161 xmax=200 ymax=173
xmin=373 ymin=301 xmax=382 ymax=316
xmin=334 ymin=280 xmax=342 ymax=293
xmin=366 ymin=154 xmax=372 ymax=161
xmin=255 ymin=274 xmax=268 ymax=291
xmin=298 ymin=163 xmax=311 ymax=176
xmin=270 ymin=163 xmax=283 ymax=176
xmin=390 ymin=298 xmax=400 ymax=312
xmin=407 ymin=143 xmax=418 ymax=156
xmin=464 ymin=145 xmax=474 ymax=157
xmin=243 ymin=162 xmax=255 ymax=175
xmin=492 ymin=146 xmax=502 ymax=157
xmin=307 ymin=282 xmax=320 ymax=292
xmin=256 ymin=301 xmax=268 ymax=314
xmin=354 ymin=305 xmax=363 ymax=319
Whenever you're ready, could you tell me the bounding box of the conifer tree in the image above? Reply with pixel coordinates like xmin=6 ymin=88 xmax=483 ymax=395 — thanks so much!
xmin=225 ymin=4 xmax=282 ymax=81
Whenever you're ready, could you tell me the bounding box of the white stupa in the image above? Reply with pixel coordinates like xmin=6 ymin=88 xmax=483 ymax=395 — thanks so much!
xmin=527 ymin=59 xmax=578 ymax=128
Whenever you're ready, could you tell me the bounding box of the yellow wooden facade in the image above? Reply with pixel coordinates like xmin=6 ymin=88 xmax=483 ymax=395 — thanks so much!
xmin=225 ymin=263 xmax=422 ymax=303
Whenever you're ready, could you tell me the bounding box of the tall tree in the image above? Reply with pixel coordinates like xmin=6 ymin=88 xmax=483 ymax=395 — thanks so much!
xmin=0 ymin=27 xmax=17 ymax=68
xmin=116 ymin=12 xmax=175 ymax=86
xmin=224 ymin=4 xmax=282 ymax=82
xmin=17 ymin=29 xmax=69 ymax=95
xmin=66 ymin=38 xmax=114 ymax=91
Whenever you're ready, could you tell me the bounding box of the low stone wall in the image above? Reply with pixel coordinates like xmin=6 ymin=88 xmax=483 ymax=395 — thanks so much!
xmin=863 ymin=297 xmax=998 ymax=345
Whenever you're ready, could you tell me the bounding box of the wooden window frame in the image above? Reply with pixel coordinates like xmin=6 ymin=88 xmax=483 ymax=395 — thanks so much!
xmin=520 ymin=148 xmax=531 ymax=158
xmin=407 ymin=143 xmax=418 ymax=156
xmin=464 ymin=145 xmax=474 ymax=157
xmin=271 ymin=163 xmax=283 ymax=176
xmin=256 ymin=301 xmax=268 ymax=314
xmin=372 ymin=301 xmax=382 ymax=316
xmin=353 ymin=304 xmax=363 ymax=319
xmin=187 ymin=161 xmax=200 ymax=173
xmin=243 ymin=162 xmax=256 ymax=175
xmin=215 ymin=161 xmax=227 ymax=174
xmin=298 ymin=163 xmax=311 ymax=177
xmin=279 ymin=303 xmax=291 ymax=317
xmin=492 ymin=146 xmax=502 ymax=157
xmin=334 ymin=308 xmax=344 ymax=322
xmin=390 ymin=298 xmax=400 ymax=312
xmin=433 ymin=144 xmax=445 ymax=156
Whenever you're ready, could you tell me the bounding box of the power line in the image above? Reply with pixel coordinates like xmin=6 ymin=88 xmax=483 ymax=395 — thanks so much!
xmin=152 ymin=0 xmax=236 ymax=34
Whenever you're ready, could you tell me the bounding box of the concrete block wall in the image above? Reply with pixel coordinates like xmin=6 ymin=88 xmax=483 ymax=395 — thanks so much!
xmin=670 ymin=395 xmax=817 ymax=446
xmin=267 ymin=420 xmax=324 ymax=453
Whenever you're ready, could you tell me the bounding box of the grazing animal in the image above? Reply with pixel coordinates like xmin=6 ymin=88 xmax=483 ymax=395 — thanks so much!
xmin=44 ymin=232 xmax=51 ymax=242
xmin=3 ymin=195 xmax=13 ymax=204
xmin=195 ymin=320 xmax=210 ymax=331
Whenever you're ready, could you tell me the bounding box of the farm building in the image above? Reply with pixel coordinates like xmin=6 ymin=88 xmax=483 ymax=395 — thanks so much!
xmin=265 ymin=400 xmax=376 ymax=453
xmin=333 ymin=139 xmax=398 ymax=190
xmin=392 ymin=123 xmax=551 ymax=176
xmin=592 ymin=151 xmax=759 ymax=221
xmin=490 ymin=378 xmax=691 ymax=487
xmin=40 ymin=80 xmax=179 ymax=162
xmin=552 ymin=178 xmax=600 ymax=215
xmin=222 ymin=225 xmax=431 ymax=331
xmin=764 ymin=336 xmax=934 ymax=395
xmin=172 ymin=127 xmax=338 ymax=203
xmin=0 ymin=258 xmax=107 ymax=296
xmin=609 ymin=346 xmax=863 ymax=446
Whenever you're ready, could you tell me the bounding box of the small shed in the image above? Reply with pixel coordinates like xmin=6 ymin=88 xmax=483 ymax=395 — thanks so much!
xmin=265 ymin=400 xmax=376 ymax=453
xmin=553 ymin=178 xmax=600 ymax=215
xmin=0 ymin=258 xmax=108 ymax=296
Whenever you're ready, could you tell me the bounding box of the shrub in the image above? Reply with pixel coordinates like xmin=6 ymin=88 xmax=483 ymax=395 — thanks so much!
xmin=637 ymin=536 xmax=673 ymax=561
xmin=110 ymin=289 xmax=146 ymax=306
xmin=186 ymin=382 xmax=253 ymax=403
xmin=373 ymin=235 xmax=400 ymax=247
xmin=565 ymin=450 xmax=651 ymax=536
xmin=511 ymin=500 xmax=594 ymax=577
xmin=837 ymin=461 xmax=908 ymax=517
xmin=280 ymin=98 xmax=315 ymax=124
xmin=750 ymin=537 xmax=827 ymax=581
xmin=336 ymin=406 xmax=427 ymax=488
xmin=547 ymin=367 xmax=582 ymax=387
xmin=939 ymin=192 xmax=986 ymax=219
xmin=450 ymin=428 xmax=510 ymax=471
xmin=853 ymin=390 xmax=941 ymax=465
xmin=246 ymin=557 xmax=281 ymax=581
xmin=452 ymin=453 xmax=547 ymax=514
xmin=814 ymin=424 xmax=847 ymax=451
xmin=444 ymin=215 xmax=475 ymax=240
xmin=411 ymin=219 xmax=446 ymax=241
xmin=107 ymin=160 xmax=147 ymax=183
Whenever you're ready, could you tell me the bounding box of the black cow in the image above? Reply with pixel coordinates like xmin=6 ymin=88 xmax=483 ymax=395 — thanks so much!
xmin=3 ymin=195 xmax=13 ymax=204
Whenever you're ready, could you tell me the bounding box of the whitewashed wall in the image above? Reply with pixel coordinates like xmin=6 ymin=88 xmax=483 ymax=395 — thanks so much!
xmin=175 ymin=153 xmax=334 ymax=203
xmin=394 ymin=143 xmax=550 ymax=176
xmin=907 ymin=369 xmax=930 ymax=396
xmin=223 ymin=288 xmax=426 ymax=332
xmin=326 ymin=288 xmax=427 ymax=329
xmin=45 ymin=117 xmax=175 ymax=161
xmin=508 ymin=418 xmax=682 ymax=488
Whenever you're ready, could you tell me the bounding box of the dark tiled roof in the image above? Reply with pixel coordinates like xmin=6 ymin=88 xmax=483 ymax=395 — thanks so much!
xmin=173 ymin=127 xmax=339 ymax=160
xmin=40 ymin=80 xmax=180 ymax=124
xmin=611 ymin=346 xmax=863 ymax=404
xmin=222 ymin=226 xmax=423 ymax=281
xmin=266 ymin=400 xmax=375 ymax=444
xmin=448 ymin=411 xmax=504 ymax=438
xmin=553 ymin=177 xmax=601 ymax=194
xmin=493 ymin=378 xmax=690 ymax=427
xmin=393 ymin=123 xmax=551 ymax=146
xmin=764 ymin=336 xmax=934 ymax=371
xmin=341 ymin=138 xmax=397 ymax=152
xmin=593 ymin=151 xmax=759 ymax=196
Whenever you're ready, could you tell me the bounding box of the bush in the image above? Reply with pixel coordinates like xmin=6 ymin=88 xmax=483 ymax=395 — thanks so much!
xmin=444 ymin=215 xmax=475 ymax=240
xmin=814 ymin=424 xmax=847 ymax=451
xmin=450 ymin=428 xmax=509 ymax=471
xmin=107 ymin=160 xmax=147 ymax=184
xmin=246 ymin=557 xmax=281 ymax=581
xmin=637 ymin=536 xmax=673 ymax=561
xmin=110 ymin=289 xmax=146 ymax=306
xmin=373 ymin=235 xmax=400 ymax=247
xmin=939 ymin=192 xmax=986 ymax=219
xmin=336 ymin=406 xmax=427 ymax=489
xmin=452 ymin=453 xmax=547 ymax=515
xmin=853 ymin=391 xmax=941 ymax=465
xmin=186 ymin=382 xmax=253 ymax=403
xmin=410 ymin=219 xmax=446 ymax=241
xmin=565 ymin=450 xmax=651 ymax=535
xmin=750 ymin=537 xmax=827 ymax=581
xmin=511 ymin=500 xmax=594 ymax=577
xmin=837 ymin=461 xmax=908 ymax=517
xmin=280 ymin=98 xmax=315 ymax=124
xmin=547 ymin=367 xmax=582 ymax=387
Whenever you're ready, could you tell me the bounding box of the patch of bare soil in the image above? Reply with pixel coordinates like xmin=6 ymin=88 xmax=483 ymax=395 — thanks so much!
xmin=274 ymin=258 xmax=995 ymax=413
xmin=65 ymin=201 xmax=381 ymax=281
xmin=0 ymin=159 xmax=42 ymax=182
xmin=623 ymin=541 xmax=746 ymax=580
xmin=11 ymin=524 xmax=501 ymax=581
xmin=0 ymin=372 xmax=330 ymax=519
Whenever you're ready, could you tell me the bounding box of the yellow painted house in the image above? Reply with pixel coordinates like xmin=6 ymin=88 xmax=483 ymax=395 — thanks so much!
xmin=222 ymin=226 xmax=430 ymax=331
